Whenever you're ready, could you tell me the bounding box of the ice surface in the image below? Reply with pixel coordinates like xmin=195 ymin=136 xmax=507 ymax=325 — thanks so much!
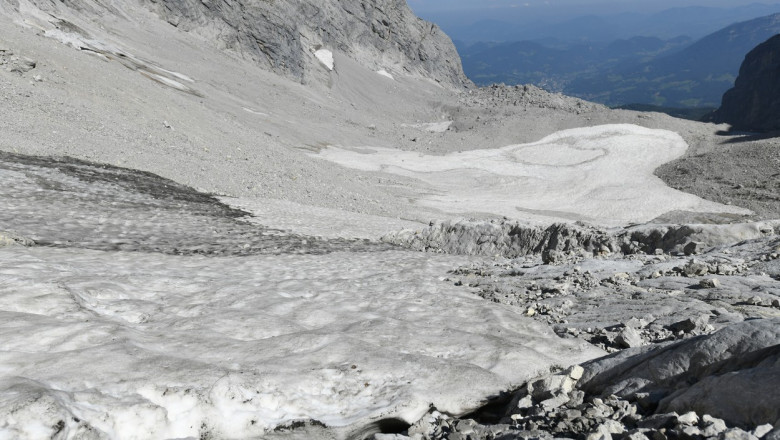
xmin=0 ymin=153 xmax=603 ymax=439
xmin=315 ymin=124 xmax=752 ymax=226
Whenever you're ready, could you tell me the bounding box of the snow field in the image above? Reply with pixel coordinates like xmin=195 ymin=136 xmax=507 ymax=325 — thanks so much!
xmin=0 ymin=246 xmax=601 ymax=439
xmin=315 ymin=124 xmax=751 ymax=225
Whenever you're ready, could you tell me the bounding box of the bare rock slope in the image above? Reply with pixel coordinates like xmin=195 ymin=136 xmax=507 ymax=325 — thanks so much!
xmin=711 ymin=33 xmax=780 ymax=132
xmin=4 ymin=0 xmax=468 ymax=87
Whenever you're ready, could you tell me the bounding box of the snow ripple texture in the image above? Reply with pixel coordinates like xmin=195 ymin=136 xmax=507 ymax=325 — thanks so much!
xmin=0 ymin=153 xmax=602 ymax=439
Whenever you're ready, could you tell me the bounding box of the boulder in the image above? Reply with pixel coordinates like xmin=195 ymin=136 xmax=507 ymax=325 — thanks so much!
xmin=579 ymin=319 xmax=780 ymax=427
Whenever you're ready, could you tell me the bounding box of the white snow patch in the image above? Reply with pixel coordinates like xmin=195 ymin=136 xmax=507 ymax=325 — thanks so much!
xmin=403 ymin=121 xmax=453 ymax=133
xmin=0 ymin=246 xmax=601 ymax=438
xmin=242 ymin=107 xmax=268 ymax=117
xmin=314 ymin=49 xmax=334 ymax=70
xmin=376 ymin=69 xmax=394 ymax=80
xmin=315 ymin=124 xmax=752 ymax=226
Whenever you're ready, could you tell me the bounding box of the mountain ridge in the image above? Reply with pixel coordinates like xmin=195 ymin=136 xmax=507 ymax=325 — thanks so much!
xmin=458 ymin=11 xmax=780 ymax=109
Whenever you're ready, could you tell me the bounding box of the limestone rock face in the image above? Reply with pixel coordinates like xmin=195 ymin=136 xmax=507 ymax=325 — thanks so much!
xmin=5 ymin=0 xmax=469 ymax=87
xmin=711 ymin=33 xmax=780 ymax=132
xmin=578 ymin=318 xmax=780 ymax=427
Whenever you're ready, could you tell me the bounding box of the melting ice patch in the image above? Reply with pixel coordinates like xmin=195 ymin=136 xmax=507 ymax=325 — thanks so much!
xmin=0 ymin=152 xmax=603 ymax=439
xmin=0 ymin=248 xmax=601 ymax=439
xmin=316 ymin=124 xmax=751 ymax=225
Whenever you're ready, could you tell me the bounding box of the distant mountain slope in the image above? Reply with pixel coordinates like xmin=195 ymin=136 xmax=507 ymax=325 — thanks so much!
xmin=459 ymin=12 xmax=780 ymax=109
xmin=458 ymin=36 xmax=691 ymax=91
xmin=710 ymin=34 xmax=780 ymax=132
xmin=433 ymin=3 xmax=780 ymax=44
xmin=571 ymin=13 xmax=780 ymax=107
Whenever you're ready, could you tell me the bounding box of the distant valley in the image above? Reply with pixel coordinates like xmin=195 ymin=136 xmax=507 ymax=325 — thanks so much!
xmin=452 ymin=8 xmax=780 ymax=114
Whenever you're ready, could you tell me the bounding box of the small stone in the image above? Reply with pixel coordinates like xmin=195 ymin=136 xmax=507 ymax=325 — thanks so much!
xmin=699 ymin=278 xmax=721 ymax=288
xmin=626 ymin=432 xmax=650 ymax=440
xmin=772 ymin=299 xmax=780 ymax=309
xmin=526 ymin=308 xmax=536 ymax=316
xmin=676 ymin=411 xmax=699 ymax=426
xmin=625 ymin=317 xmax=649 ymax=329
xmin=612 ymin=272 xmax=631 ymax=284
xmin=602 ymin=420 xmax=625 ymax=434
xmin=32 ymin=74 xmax=42 ymax=82
xmin=568 ymin=365 xmax=585 ymax=381
xmin=541 ymin=394 xmax=570 ymax=410
xmin=684 ymin=242 xmax=703 ymax=256
xmin=22 ymin=56 xmax=36 ymax=68
xmin=516 ymin=394 xmax=533 ymax=409
xmin=615 ymin=326 xmax=644 ymax=348
xmin=682 ymin=259 xmax=709 ymax=277
xmin=651 ymin=430 xmax=668 ymax=440
xmin=753 ymin=425 xmax=774 ymax=438
xmin=669 ymin=315 xmax=709 ymax=333
xmin=638 ymin=413 xmax=679 ymax=430
xmin=543 ymin=249 xmax=566 ymax=265
xmin=748 ymin=296 xmax=764 ymax=306
xmin=587 ymin=423 xmax=616 ymax=440
xmin=717 ymin=264 xmax=737 ymax=275
xmin=719 ymin=428 xmax=759 ymax=440
xmin=680 ymin=426 xmax=702 ymax=440
xmin=702 ymin=415 xmax=728 ymax=437
xmin=568 ymin=389 xmax=585 ymax=407
xmin=530 ymin=374 xmax=574 ymax=401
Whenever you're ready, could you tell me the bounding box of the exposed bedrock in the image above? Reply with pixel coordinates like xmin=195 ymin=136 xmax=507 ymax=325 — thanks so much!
xmin=408 ymin=319 xmax=780 ymax=440
xmin=383 ymin=219 xmax=780 ymax=259
xmin=579 ymin=318 xmax=780 ymax=427
xmin=3 ymin=0 xmax=468 ymax=87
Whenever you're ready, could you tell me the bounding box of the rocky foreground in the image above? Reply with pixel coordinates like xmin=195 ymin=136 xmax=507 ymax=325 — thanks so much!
xmin=379 ymin=220 xmax=780 ymax=440
xmin=1 ymin=0 xmax=780 ymax=439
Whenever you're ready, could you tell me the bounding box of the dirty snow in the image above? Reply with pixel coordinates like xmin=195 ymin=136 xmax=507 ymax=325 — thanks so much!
xmin=0 ymin=155 xmax=602 ymax=439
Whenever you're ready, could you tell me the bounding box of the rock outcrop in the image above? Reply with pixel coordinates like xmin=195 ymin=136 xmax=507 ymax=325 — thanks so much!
xmin=409 ymin=319 xmax=780 ymax=440
xmin=710 ymin=33 xmax=780 ymax=132
xmin=2 ymin=0 xmax=469 ymax=87
xmin=383 ymin=218 xmax=780 ymax=259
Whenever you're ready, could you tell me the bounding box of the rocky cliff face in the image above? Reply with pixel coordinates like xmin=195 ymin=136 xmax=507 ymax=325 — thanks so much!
xmin=710 ymin=33 xmax=780 ymax=132
xmin=4 ymin=0 xmax=469 ymax=87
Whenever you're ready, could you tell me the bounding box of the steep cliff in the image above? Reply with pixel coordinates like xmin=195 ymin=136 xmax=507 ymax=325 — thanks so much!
xmin=2 ymin=0 xmax=469 ymax=87
xmin=710 ymin=33 xmax=780 ymax=132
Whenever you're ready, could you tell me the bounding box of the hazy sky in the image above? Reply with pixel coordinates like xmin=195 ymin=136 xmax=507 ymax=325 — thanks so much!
xmin=408 ymin=0 xmax=774 ymax=13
